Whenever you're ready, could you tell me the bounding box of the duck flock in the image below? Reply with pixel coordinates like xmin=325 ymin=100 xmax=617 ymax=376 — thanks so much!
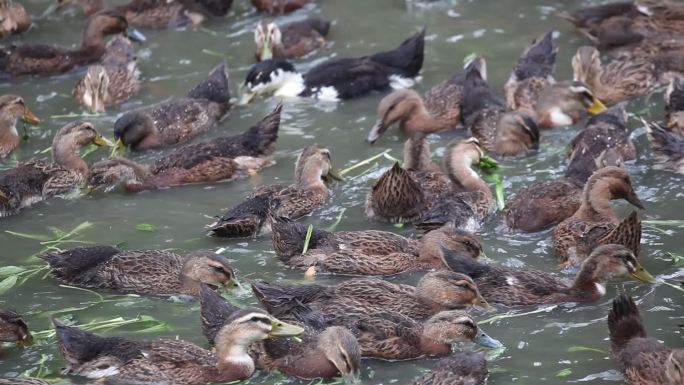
xmin=0 ymin=0 xmax=683 ymax=384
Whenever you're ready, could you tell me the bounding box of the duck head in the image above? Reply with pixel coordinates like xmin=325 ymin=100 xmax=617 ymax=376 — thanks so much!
xmin=181 ymin=250 xmax=238 ymax=291
xmin=367 ymin=89 xmax=425 ymax=144
xmin=415 ymin=271 xmax=487 ymax=309
xmin=294 ymin=144 xmax=343 ymax=188
xmin=571 ymin=46 xmax=602 ymax=85
xmin=423 ymin=310 xmax=502 ymax=348
xmin=318 ymin=326 xmax=361 ymax=383
xmin=537 ymin=81 xmax=607 ymax=128
xmin=254 ymin=21 xmax=281 ymax=61
xmin=52 ymin=121 xmax=114 ymax=174
xmin=80 ymin=65 xmax=109 ymax=114
xmin=574 ymin=244 xmax=656 ymax=294
xmin=418 ymin=226 xmax=483 ymax=268
xmin=112 ymin=111 xmax=155 ymax=153
xmin=0 ymin=94 xmax=40 ymax=158
xmin=82 ymin=11 xmax=145 ymax=49
xmin=495 ymin=111 xmax=540 ymax=154
xmin=241 ymin=59 xmax=301 ymax=104
xmin=0 ymin=310 xmax=31 ymax=343
xmin=584 ymin=166 xmax=644 ymax=210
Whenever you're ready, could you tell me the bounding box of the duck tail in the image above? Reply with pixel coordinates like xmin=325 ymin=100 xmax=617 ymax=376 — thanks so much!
xmin=52 ymin=318 xmax=110 ymax=366
xmin=463 ymin=55 xmax=487 ymax=82
xmin=305 ymin=18 xmax=332 ymax=36
xmin=512 ymin=30 xmax=557 ymax=81
xmin=199 ymin=284 xmax=239 ymax=345
xmin=367 ymin=163 xmax=426 ymax=223
xmin=40 ymin=245 xmax=121 ymax=285
xmin=608 ymin=295 xmax=646 ymax=354
xmin=187 ymin=62 xmax=231 ymax=105
xmin=370 ymin=28 xmax=425 ymax=78
xmin=270 ymin=216 xmax=332 ymax=262
xmin=645 ymin=120 xmax=684 ymax=163
xmin=250 ymin=280 xmax=324 ymax=320
xmin=239 ymin=103 xmax=282 ymax=156
xmin=206 ymin=193 xmax=273 ymax=238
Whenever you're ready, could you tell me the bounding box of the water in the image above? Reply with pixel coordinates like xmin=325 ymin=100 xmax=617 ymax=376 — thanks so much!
xmin=1 ymin=0 xmax=683 ymax=383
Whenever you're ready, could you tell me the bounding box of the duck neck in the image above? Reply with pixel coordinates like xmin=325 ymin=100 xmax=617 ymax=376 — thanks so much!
xmin=0 ymin=117 xmax=20 ymax=156
xmin=418 ymin=336 xmax=452 ymax=357
xmin=80 ymin=21 xmax=108 ymax=53
xmin=446 ymin=152 xmax=489 ymax=195
xmin=296 ymin=165 xmax=328 ymax=194
xmin=402 ymin=101 xmax=444 ymax=135
xmin=569 ymin=258 xmax=606 ymax=302
xmin=403 ymin=136 xmax=433 ymax=171
xmin=52 ymin=136 xmax=88 ymax=174
xmin=215 ymin=333 xmax=257 ymax=382
xmin=577 ymin=179 xmax=616 ymax=221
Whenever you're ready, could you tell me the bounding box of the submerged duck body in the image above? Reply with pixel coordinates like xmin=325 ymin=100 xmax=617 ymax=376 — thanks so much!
xmin=242 ymin=29 xmax=425 ymax=101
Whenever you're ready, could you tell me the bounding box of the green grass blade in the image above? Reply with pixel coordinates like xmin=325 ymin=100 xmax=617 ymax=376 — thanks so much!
xmin=302 ymin=224 xmax=314 ymax=254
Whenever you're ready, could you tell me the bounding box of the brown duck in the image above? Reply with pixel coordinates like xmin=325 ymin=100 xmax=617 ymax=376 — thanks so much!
xmin=254 ymin=18 xmax=331 ymax=61
xmin=0 ymin=11 xmax=144 ymax=76
xmin=88 ymin=104 xmax=281 ymax=192
xmin=406 ymin=353 xmax=487 ymax=385
xmin=52 ymin=310 xmax=303 ymax=384
xmin=199 ymin=285 xmax=361 ymax=382
xmin=553 ymin=166 xmax=644 ymax=267
xmin=0 ymin=94 xmax=39 ymax=158
xmin=206 ymin=144 xmax=341 ymax=238
xmin=270 ymin=218 xmax=482 ymax=276
xmin=503 ymin=105 xmax=634 ymax=232
xmin=0 ymin=0 xmax=31 ymax=38
xmin=441 ymin=244 xmax=655 ymax=306
xmin=666 ymin=75 xmax=684 ymax=135
xmin=366 ymin=57 xmax=486 ymax=144
xmin=113 ymin=62 xmax=230 ymax=151
xmin=0 ymin=309 xmax=30 ymax=346
xmin=608 ymin=295 xmax=684 ymax=385
xmin=251 ymin=0 xmax=311 ymax=14
xmin=0 ymin=121 xmax=112 ymax=217
xmin=41 ymin=245 xmax=237 ymax=296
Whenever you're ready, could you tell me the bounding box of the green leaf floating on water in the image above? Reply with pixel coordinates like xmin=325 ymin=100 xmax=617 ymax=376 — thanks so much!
xmin=135 ymin=223 xmax=156 ymax=232
xmin=567 ymin=346 xmax=608 ymax=354
xmin=302 ymin=224 xmax=314 ymax=254
xmin=0 ymin=275 xmax=18 ymax=295
xmin=476 ymin=155 xmax=505 ymax=210
xmin=0 ymin=266 xmax=28 ymax=276
xmin=556 ymin=368 xmax=572 ymax=377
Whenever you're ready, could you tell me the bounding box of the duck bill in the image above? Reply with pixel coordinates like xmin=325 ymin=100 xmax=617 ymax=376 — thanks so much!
xmin=587 ymin=97 xmax=608 ymax=115
xmin=326 ymin=169 xmax=344 ymax=182
xmin=366 ymin=119 xmax=386 ymax=144
xmin=473 ymin=329 xmax=503 ymax=349
xmin=626 ymin=191 xmax=645 ymax=210
xmin=94 ymin=135 xmax=115 ymax=147
xmin=342 ymin=369 xmax=361 ymax=384
xmin=238 ymin=91 xmax=256 ymax=105
xmin=22 ymin=109 xmax=41 ymax=125
xmin=257 ymin=45 xmax=273 ymax=61
xmin=111 ymin=138 xmax=126 ymax=157
xmin=126 ymin=28 xmax=147 ymax=43
xmin=269 ymin=319 xmax=305 ymax=337
xmin=631 ymin=265 xmax=657 ymax=284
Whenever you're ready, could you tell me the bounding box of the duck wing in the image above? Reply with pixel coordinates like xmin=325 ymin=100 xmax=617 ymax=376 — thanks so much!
xmin=250 ymin=280 xmax=330 ymax=322
xmin=206 ymin=193 xmax=274 ymax=238
xmin=303 ymin=57 xmax=392 ymax=99
xmin=40 ymin=245 xmax=122 ymax=286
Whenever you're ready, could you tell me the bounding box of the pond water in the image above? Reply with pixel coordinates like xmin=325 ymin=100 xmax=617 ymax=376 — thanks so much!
xmin=1 ymin=0 xmax=683 ymax=384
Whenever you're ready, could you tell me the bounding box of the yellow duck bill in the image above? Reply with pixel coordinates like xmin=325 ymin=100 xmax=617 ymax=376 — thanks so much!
xmin=587 ymin=97 xmax=608 ymax=115
xmin=269 ymin=318 xmax=305 ymax=337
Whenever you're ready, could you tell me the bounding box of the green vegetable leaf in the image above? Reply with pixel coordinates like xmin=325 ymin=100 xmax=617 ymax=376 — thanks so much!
xmin=556 ymin=368 xmax=572 ymax=377
xmin=135 ymin=223 xmax=156 ymax=232
xmin=302 ymin=224 xmax=314 ymax=254
xmin=4 ymin=230 xmax=54 ymax=241
xmin=0 ymin=275 xmax=18 ymax=295
xmin=0 ymin=266 xmax=28 ymax=276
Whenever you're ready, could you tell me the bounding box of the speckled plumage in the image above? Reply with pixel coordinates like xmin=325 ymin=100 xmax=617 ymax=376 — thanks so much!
xmin=504 ymin=30 xmax=557 ymax=111
xmin=251 ymin=0 xmax=311 ymax=14
xmin=407 ymin=353 xmax=488 ymax=385
xmin=0 ymin=309 xmax=30 ymax=343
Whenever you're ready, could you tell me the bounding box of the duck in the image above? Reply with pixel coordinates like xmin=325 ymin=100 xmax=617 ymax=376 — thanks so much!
xmin=608 ymin=295 xmax=684 ymax=385
xmin=56 ymin=0 xmax=234 ymax=29
xmin=270 ymin=218 xmax=483 ymax=276
xmin=0 ymin=11 xmax=145 ymax=76
xmin=0 ymin=94 xmax=40 ymax=158
xmin=644 ymin=121 xmax=684 ymax=175
xmin=254 ymin=18 xmax=331 ymax=61
xmin=199 ymin=285 xmax=361 ymax=382
xmin=406 ymin=353 xmax=487 ymax=385
xmin=459 ymin=57 xmax=540 ymax=156
xmin=73 ymin=35 xmax=141 ymax=113
xmin=503 ymin=105 xmax=634 ymax=232
xmin=366 ymin=57 xmax=486 ymax=144
xmin=52 ymin=310 xmax=304 ymax=384
xmin=0 ymin=379 xmax=50 ymax=385
xmin=0 ymin=121 xmax=113 ymax=218
xmin=240 ymin=28 xmax=424 ymax=102
xmin=441 ymin=244 xmax=655 ymax=306
xmin=206 ymin=144 xmax=341 ymax=238
xmin=251 ymin=270 xmax=485 ymax=322
xmin=571 ymin=45 xmax=656 ymax=105
xmin=0 ymin=0 xmax=31 ymax=38
xmin=553 ymin=166 xmax=644 ymax=267
xmin=88 ymin=104 xmax=281 ymax=192
xmin=665 ymin=75 xmax=684 ymax=135
xmin=113 ymin=62 xmax=231 ymax=151
xmin=251 ymin=0 xmax=312 ymax=14
xmin=0 ymin=309 xmax=30 ymax=345
xmin=366 ymin=137 xmax=494 ymax=231
xmin=41 ymin=245 xmax=237 ymax=297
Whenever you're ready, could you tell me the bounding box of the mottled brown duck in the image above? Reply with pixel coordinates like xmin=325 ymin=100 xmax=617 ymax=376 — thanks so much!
xmin=254 ymin=18 xmax=330 ymax=61
xmin=199 ymin=285 xmax=361 ymax=382
xmin=41 ymin=245 xmax=237 ymax=296
xmin=52 ymin=310 xmax=303 ymax=384
xmin=366 ymin=57 xmax=486 ymax=144
xmin=0 ymin=121 xmax=112 ymax=218
xmin=271 ymin=218 xmax=482 ymax=276
xmin=0 ymin=0 xmax=31 ymax=38
xmin=0 ymin=94 xmax=39 ymax=158
xmin=88 ymin=104 xmax=280 ymax=192
xmin=406 ymin=353 xmax=487 ymax=385
xmin=74 ymin=35 xmax=141 ymax=113
xmin=665 ymin=75 xmax=684 ymax=135
xmin=534 ymin=80 xmax=607 ymax=128
xmin=0 ymin=309 xmax=30 ymax=345
xmin=441 ymin=244 xmax=655 ymax=307
xmin=0 ymin=11 xmax=144 ymax=76
xmin=0 ymin=379 xmax=50 ymax=385
xmin=206 ymin=144 xmax=340 ymax=238
xmin=251 ymin=0 xmax=312 ymax=14
xmin=608 ymin=295 xmax=684 ymax=385
xmin=553 ymin=166 xmax=644 ymax=267
xmin=113 ymin=62 xmax=230 ymax=151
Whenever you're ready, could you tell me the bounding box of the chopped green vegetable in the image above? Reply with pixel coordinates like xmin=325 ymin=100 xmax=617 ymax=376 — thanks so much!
xmin=555 ymin=368 xmax=572 ymax=377
xmin=302 ymin=224 xmax=314 ymax=254
xmin=135 ymin=223 xmax=157 ymax=232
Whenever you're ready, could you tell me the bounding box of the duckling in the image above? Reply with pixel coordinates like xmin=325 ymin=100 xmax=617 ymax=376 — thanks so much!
xmin=0 ymin=0 xmax=31 ymax=38
xmin=0 ymin=309 xmax=30 ymax=345
xmin=0 ymin=121 xmax=112 ymax=217
xmin=571 ymin=45 xmax=656 ymax=105
xmin=0 ymin=95 xmax=39 ymax=158
xmin=206 ymin=144 xmax=340 ymax=238
xmin=241 ymin=29 xmax=424 ymax=102
xmin=254 ymin=18 xmax=331 ymax=61
xmin=251 ymin=271 xmax=485 ymax=322
xmin=88 ymin=104 xmax=281 ymax=191
xmin=271 ymin=218 xmax=482 ymax=276
xmin=608 ymin=295 xmax=684 ymax=385
xmin=665 ymin=75 xmax=684 ymax=135
xmin=0 ymin=11 xmax=145 ymax=76
xmin=503 ymin=105 xmax=635 ymax=232
xmin=41 ymin=245 xmax=237 ymax=296
xmin=407 ymin=353 xmax=487 ymax=385
xmin=504 ymin=30 xmax=557 ymax=111
xmin=442 ymin=244 xmax=655 ymax=306
xmin=553 ymin=166 xmax=644 ymax=267
xmin=366 ymin=57 xmax=486 ymax=144
xmin=645 ymin=121 xmax=684 ymax=175
xmin=52 ymin=310 xmax=304 ymax=384
xmin=113 ymin=62 xmax=230 ymax=151
xmin=460 ymin=58 xmax=540 ymax=156
xmin=199 ymin=285 xmax=361 ymax=382
xmin=73 ymin=36 xmax=141 ymax=113
xmin=251 ymin=0 xmax=312 ymax=14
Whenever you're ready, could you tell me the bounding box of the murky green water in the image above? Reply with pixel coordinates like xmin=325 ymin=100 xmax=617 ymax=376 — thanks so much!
xmin=1 ymin=0 xmax=683 ymax=383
